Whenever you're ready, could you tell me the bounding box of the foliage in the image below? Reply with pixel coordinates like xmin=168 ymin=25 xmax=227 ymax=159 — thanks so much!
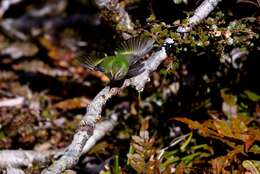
xmin=0 ymin=0 xmax=259 ymax=173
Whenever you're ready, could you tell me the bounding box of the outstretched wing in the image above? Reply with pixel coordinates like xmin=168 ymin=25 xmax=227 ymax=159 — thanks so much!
xmin=126 ymin=62 xmax=145 ymax=77
xmin=117 ymin=37 xmax=155 ymax=64
xmin=77 ymin=53 xmax=104 ymax=71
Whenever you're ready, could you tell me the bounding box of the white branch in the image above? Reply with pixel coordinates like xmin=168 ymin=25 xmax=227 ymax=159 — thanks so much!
xmin=82 ymin=112 xmax=119 ymax=153
xmin=6 ymin=167 xmax=25 ymax=174
xmin=41 ymin=38 xmax=173 ymax=174
xmin=177 ymin=0 xmax=222 ymax=33
xmin=0 ymin=150 xmax=59 ymax=168
xmin=189 ymin=0 xmax=222 ymax=25
xmin=0 ymin=0 xmax=23 ymax=18
xmin=0 ymin=97 xmax=24 ymax=107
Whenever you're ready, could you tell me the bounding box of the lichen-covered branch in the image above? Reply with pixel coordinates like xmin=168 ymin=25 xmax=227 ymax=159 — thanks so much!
xmin=128 ymin=47 xmax=169 ymax=92
xmin=41 ymin=131 xmax=89 ymax=174
xmin=82 ymin=111 xmax=119 ymax=153
xmin=177 ymin=0 xmax=222 ymax=33
xmin=0 ymin=0 xmax=23 ymax=18
xmin=41 ymin=38 xmax=173 ymax=174
xmin=0 ymin=150 xmax=59 ymax=168
xmin=0 ymin=97 xmax=24 ymax=107
xmin=6 ymin=167 xmax=25 ymax=174
xmin=189 ymin=0 xmax=222 ymax=26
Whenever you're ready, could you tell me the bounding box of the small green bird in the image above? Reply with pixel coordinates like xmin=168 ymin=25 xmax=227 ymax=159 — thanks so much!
xmin=78 ymin=37 xmax=154 ymax=81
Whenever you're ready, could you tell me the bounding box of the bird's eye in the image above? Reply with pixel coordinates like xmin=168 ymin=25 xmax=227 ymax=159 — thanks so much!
xmin=114 ymin=68 xmax=124 ymax=80
xmin=115 ymin=72 xmax=121 ymax=80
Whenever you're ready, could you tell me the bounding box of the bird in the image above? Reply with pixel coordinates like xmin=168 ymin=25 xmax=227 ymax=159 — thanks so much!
xmin=78 ymin=36 xmax=155 ymax=81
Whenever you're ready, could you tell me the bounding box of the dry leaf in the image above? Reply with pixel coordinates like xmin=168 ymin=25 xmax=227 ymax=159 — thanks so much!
xmin=53 ymin=97 xmax=90 ymax=110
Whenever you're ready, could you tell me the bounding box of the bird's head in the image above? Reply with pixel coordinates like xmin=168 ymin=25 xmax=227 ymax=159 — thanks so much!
xmin=102 ymin=54 xmax=129 ymax=81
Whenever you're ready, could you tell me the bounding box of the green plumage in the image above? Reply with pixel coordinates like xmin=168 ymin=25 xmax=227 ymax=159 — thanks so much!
xmin=78 ymin=37 xmax=154 ymax=81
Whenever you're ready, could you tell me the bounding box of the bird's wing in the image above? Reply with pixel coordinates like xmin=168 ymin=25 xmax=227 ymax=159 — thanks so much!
xmin=77 ymin=53 xmax=104 ymax=71
xmin=117 ymin=37 xmax=155 ymax=64
xmin=126 ymin=62 xmax=145 ymax=77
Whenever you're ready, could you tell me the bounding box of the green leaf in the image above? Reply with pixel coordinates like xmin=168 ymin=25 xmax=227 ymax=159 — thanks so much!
xmin=113 ymin=155 xmax=121 ymax=174
xmin=244 ymin=90 xmax=260 ymax=102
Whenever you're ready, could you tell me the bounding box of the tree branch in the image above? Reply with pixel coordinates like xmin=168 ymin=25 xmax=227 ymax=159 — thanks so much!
xmin=0 ymin=150 xmax=59 ymax=168
xmin=0 ymin=0 xmax=23 ymax=18
xmin=6 ymin=167 xmax=25 ymax=174
xmin=41 ymin=38 xmax=174 ymax=174
xmin=177 ymin=0 xmax=222 ymax=33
